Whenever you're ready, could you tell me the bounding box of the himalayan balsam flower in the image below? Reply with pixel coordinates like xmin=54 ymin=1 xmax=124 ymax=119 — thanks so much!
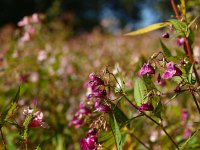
xmin=80 ymin=128 xmax=98 ymax=150
xmin=94 ymin=99 xmax=110 ymax=113
xmin=138 ymin=103 xmax=154 ymax=112
xmin=177 ymin=38 xmax=185 ymax=46
xmin=68 ymin=102 xmax=91 ymax=128
xmin=162 ymin=61 xmax=182 ymax=79
xmin=139 ymin=63 xmax=155 ymax=76
xmin=87 ymin=73 xmax=106 ymax=99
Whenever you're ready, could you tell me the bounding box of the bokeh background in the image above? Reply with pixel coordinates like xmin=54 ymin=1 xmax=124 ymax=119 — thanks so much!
xmin=0 ymin=0 xmax=200 ymax=149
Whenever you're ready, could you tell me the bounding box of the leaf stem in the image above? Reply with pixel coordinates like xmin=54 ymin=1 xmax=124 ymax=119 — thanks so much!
xmin=170 ymin=0 xmax=180 ymax=20
xmin=123 ymin=94 xmax=180 ymax=149
xmin=191 ymin=92 xmax=200 ymax=114
xmin=130 ymin=132 xmax=150 ymax=150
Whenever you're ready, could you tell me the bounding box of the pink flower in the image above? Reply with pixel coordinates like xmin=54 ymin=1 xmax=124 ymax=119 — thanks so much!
xmin=139 ymin=63 xmax=155 ymax=76
xmin=18 ymin=16 xmax=30 ymax=27
xmin=29 ymin=111 xmax=43 ymax=128
xmin=94 ymin=99 xmax=110 ymax=113
xmin=162 ymin=61 xmax=182 ymax=79
xmin=177 ymin=38 xmax=185 ymax=46
xmin=138 ymin=103 xmax=154 ymax=112
xmin=183 ymin=128 xmax=192 ymax=139
xmin=31 ymin=13 xmax=40 ymax=23
xmin=181 ymin=109 xmax=188 ymax=120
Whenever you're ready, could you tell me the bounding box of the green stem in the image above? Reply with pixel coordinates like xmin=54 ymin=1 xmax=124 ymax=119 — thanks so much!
xmin=123 ymin=94 xmax=180 ymax=149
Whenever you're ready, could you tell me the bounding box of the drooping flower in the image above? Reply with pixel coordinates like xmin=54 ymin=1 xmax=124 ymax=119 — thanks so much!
xmin=138 ymin=103 xmax=154 ymax=112
xmin=139 ymin=63 xmax=155 ymax=76
xmin=177 ymin=38 xmax=185 ymax=46
xmin=162 ymin=61 xmax=182 ymax=79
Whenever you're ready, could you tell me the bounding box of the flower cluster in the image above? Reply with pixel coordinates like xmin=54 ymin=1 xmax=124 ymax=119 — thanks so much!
xmin=139 ymin=61 xmax=182 ymax=80
xmin=69 ymin=73 xmax=111 ymax=149
xmin=68 ymin=102 xmax=91 ymax=128
xmin=80 ymin=128 xmax=98 ymax=150
xmin=17 ymin=13 xmax=43 ymax=42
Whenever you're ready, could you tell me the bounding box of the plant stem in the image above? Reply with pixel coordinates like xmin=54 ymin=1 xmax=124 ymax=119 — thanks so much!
xmin=191 ymin=92 xmax=200 ymax=114
xmin=123 ymin=94 xmax=180 ymax=149
xmin=170 ymin=0 xmax=180 ymax=20
xmin=0 ymin=128 xmax=7 ymax=150
xmin=130 ymin=132 xmax=150 ymax=150
xmin=170 ymin=0 xmax=200 ymax=85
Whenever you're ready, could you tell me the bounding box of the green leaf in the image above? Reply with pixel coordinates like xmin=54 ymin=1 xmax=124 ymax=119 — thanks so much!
xmin=3 ymin=87 xmax=20 ymax=121
xmin=134 ymin=78 xmax=147 ymax=106
xmin=153 ymin=99 xmax=162 ymax=118
xmin=188 ymin=64 xmax=196 ymax=85
xmin=160 ymin=40 xmax=172 ymax=57
xmin=168 ymin=19 xmax=189 ymax=37
xmin=109 ymin=114 xmax=122 ymax=150
xmin=180 ymin=129 xmax=200 ymax=150
xmin=143 ymin=75 xmax=156 ymax=92
xmin=114 ymin=68 xmax=126 ymax=93
xmin=124 ymin=22 xmax=170 ymax=36
xmin=111 ymin=103 xmax=129 ymax=126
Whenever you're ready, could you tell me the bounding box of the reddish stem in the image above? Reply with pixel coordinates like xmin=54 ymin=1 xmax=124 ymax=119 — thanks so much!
xmin=170 ymin=0 xmax=180 ymax=20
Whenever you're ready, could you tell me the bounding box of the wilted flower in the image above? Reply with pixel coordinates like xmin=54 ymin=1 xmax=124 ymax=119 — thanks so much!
xmin=162 ymin=61 xmax=182 ymax=79
xmin=138 ymin=103 xmax=154 ymax=112
xmin=139 ymin=63 xmax=155 ymax=76
xmin=177 ymin=38 xmax=185 ymax=46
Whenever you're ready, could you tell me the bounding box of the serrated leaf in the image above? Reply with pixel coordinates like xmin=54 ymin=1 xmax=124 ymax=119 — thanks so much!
xmin=125 ymin=22 xmax=170 ymax=36
xmin=134 ymin=78 xmax=147 ymax=106
xmin=160 ymin=40 xmax=172 ymax=57
xmin=169 ymin=19 xmax=189 ymax=37
xmin=109 ymin=114 xmax=122 ymax=150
